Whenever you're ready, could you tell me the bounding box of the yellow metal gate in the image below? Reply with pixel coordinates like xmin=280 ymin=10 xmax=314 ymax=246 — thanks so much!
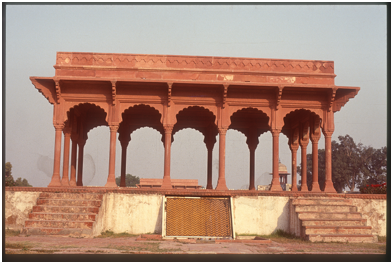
xmin=164 ymin=197 xmax=232 ymax=238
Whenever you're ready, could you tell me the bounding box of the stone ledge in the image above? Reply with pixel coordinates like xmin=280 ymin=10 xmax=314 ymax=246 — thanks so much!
xmin=5 ymin=186 xmax=387 ymax=199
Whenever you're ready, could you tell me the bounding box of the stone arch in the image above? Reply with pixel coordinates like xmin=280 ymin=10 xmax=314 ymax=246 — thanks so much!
xmin=281 ymin=108 xmax=322 ymax=138
xmin=173 ymin=106 xmax=218 ymax=139
xmin=173 ymin=105 xmax=218 ymax=127
xmin=229 ymin=107 xmax=270 ymax=138
xmin=119 ymin=103 xmax=164 ymax=125
xmin=65 ymin=102 xmax=109 ymax=125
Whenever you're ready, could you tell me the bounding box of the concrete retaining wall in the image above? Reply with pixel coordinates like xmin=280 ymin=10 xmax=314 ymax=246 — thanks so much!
xmin=5 ymin=190 xmax=386 ymax=237
xmin=232 ymin=196 xmax=290 ymax=236
xmin=5 ymin=191 xmax=41 ymax=230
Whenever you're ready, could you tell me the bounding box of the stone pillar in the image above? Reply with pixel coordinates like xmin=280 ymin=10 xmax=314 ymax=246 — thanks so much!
xmin=119 ymin=134 xmax=130 ymax=188
xmin=310 ymin=117 xmax=321 ymax=192
xmin=205 ymin=135 xmax=215 ymax=190
xmin=246 ymin=129 xmax=259 ymax=191
xmin=105 ymin=125 xmax=119 ymax=187
xmin=77 ymin=136 xmax=86 ymax=186
xmin=161 ymin=125 xmax=173 ymax=189
xmin=289 ymin=127 xmax=299 ymax=192
xmin=61 ymin=127 xmax=71 ymax=186
xmin=69 ymin=136 xmax=78 ymax=186
xmin=48 ymin=124 xmax=64 ymax=187
xmin=270 ymin=129 xmax=283 ymax=191
xmin=323 ymin=131 xmax=336 ymax=193
xmin=299 ymin=122 xmax=310 ymax=192
xmin=215 ymin=127 xmax=228 ymax=190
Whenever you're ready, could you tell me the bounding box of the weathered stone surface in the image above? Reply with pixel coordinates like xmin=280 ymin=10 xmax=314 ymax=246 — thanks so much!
xmin=5 ymin=191 xmax=41 ymax=230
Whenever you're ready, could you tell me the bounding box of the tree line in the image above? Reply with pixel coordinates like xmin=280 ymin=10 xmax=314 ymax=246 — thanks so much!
xmin=297 ymin=134 xmax=387 ymax=193
xmin=5 ymin=162 xmax=32 ymax=187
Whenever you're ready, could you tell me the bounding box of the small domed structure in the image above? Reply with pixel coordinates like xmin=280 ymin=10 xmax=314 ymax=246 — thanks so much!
xmin=270 ymin=160 xmax=290 ymax=191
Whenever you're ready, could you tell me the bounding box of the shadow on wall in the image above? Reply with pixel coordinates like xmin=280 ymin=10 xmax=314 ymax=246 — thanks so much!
xmin=274 ymin=199 xmax=290 ymax=234
xmin=154 ymin=198 xmax=163 ymax=234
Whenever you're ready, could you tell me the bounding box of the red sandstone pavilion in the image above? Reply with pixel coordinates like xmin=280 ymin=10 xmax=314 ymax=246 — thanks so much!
xmin=30 ymin=52 xmax=359 ymax=193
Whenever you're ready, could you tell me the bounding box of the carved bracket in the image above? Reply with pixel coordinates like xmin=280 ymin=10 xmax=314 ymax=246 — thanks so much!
xmin=111 ymin=80 xmax=117 ymax=105
xmin=328 ymin=87 xmax=337 ymax=111
xmin=276 ymin=86 xmax=284 ymax=110
xmin=222 ymin=84 xmax=228 ymax=108
xmin=167 ymin=83 xmax=173 ymax=107
xmin=54 ymin=79 xmax=61 ymax=104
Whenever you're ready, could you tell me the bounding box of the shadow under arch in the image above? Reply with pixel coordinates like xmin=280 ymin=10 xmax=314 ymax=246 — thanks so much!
xmin=282 ymin=108 xmax=322 ymax=138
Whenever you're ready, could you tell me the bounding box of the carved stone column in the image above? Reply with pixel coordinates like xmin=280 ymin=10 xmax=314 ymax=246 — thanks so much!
xmin=77 ymin=136 xmax=86 ymax=186
xmin=61 ymin=126 xmax=72 ymax=186
xmin=204 ymin=134 xmax=216 ymax=190
xmin=119 ymin=133 xmax=131 ymax=188
xmin=310 ymin=116 xmax=321 ymax=192
xmin=270 ymin=129 xmax=283 ymax=191
xmin=299 ymin=122 xmax=310 ymax=192
xmin=323 ymin=131 xmax=336 ymax=193
xmin=48 ymin=124 xmax=64 ymax=187
xmin=69 ymin=134 xmax=78 ymax=186
xmin=246 ymin=129 xmax=259 ymax=191
xmin=289 ymin=127 xmax=299 ymax=192
xmin=215 ymin=127 xmax=228 ymax=190
xmin=105 ymin=125 xmax=119 ymax=187
xmin=161 ymin=125 xmax=173 ymax=189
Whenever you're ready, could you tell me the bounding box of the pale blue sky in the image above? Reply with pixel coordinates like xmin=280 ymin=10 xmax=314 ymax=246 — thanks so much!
xmin=5 ymin=4 xmax=387 ymax=189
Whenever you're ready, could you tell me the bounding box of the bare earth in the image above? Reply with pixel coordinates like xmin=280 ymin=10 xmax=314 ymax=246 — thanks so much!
xmin=4 ymin=234 xmax=387 ymax=262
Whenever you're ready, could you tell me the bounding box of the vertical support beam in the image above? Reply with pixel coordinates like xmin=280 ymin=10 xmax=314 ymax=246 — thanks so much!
xmin=299 ymin=122 xmax=310 ymax=192
xmin=204 ymin=132 xmax=216 ymax=190
xmin=323 ymin=131 xmax=336 ymax=193
xmin=105 ymin=125 xmax=119 ymax=187
xmin=246 ymin=128 xmax=259 ymax=191
xmin=289 ymin=127 xmax=299 ymax=192
xmin=69 ymin=136 xmax=78 ymax=186
xmin=270 ymin=129 xmax=283 ymax=191
xmin=310 ymin=115 xmax=321 ymax=192
xmin=77 ymin=137 xmax=86 ymax=186
xmin=119 ymin=134 xmax=130 ymax=188
xmin=215 ymin=127 xmax=228 ymax=190
xmin=61 ymin=126 xmax=71 ymax=186
xmin=48 ymin=124 xmax=64 ymax=187
xmin=161 ymin=125 xmax=173 ymax=189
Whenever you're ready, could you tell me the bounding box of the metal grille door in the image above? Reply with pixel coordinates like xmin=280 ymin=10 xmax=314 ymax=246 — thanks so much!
xmin=165 ymin=197 xmax=232 ymax=238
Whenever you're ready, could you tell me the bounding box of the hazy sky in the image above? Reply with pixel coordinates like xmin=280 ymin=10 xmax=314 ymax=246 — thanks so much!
xmin=5 ymin=4 xmax=386 ymax=189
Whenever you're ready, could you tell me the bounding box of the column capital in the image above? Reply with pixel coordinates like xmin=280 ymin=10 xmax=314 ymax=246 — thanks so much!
xmin=323 ymin=130 xmax=333 ymax=138
xmin=270 ymin=128 xmax=281 ymax=136
xmin=54 ymin=124 xmax=64 ymax=130
xmin=163 ymin=124 xmax=174 ymax=134
xmin=109 ymin=125 xmax=119 ymax=132
xmin=218 ymin=127 xmax=228 ymax=135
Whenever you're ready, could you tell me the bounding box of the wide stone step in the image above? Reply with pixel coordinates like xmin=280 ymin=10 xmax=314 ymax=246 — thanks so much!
xmin=301 ymin=219 xmax=367 ymax=226
xmin=304 ymin=226 xmax=372 ymax=235
xmin=295 ymin=205 xmax=356 ymax=212
xmin=36 ymin=198 xmax=102 ymax=207
xmin=297 ymin=211 xmax=362 ymax=219
xmin=307 ymin=234 xmax=376 ymax=243
xmin=33 ymin=205 xmax=100 ymax=214
xmin=29 ymin=212 xmax=97 ymax=221
xmin=25 ymin=220 xmax=94 ymax=229
xmin=40 ymin=192 xmax=103 ymax=201
xmin=23 ymin=227 xmax=93 ymax=237
xmin=292 ymin=198 xmax=352 ymax=205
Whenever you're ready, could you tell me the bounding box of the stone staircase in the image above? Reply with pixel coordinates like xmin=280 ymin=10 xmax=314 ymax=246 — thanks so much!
xmin=23 ymin=192 xmax=103 ymax=237
xmin=291 ymin=197 xmax=377 ymax=243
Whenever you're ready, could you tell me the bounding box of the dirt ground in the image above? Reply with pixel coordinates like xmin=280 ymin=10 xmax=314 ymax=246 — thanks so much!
xmin=3 ymin=232 xmax=387 ymax=262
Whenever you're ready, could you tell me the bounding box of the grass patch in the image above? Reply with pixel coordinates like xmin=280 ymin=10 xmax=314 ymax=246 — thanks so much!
xmin=5 ymin=229 xmax=21 ymax=237
xmin=5 ymin=242 xmax=33 ymax=250
xmin=238 ymin=229 xmax=303 ymax=243
xmin=96 ymin=230 xmax=138 ymax=238
xmin=112 ymin=242 xmax=182 ymax=253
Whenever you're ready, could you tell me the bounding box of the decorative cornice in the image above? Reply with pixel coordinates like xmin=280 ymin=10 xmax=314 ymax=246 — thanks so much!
xmin=55 ymin=52 xmax=335 ymax=75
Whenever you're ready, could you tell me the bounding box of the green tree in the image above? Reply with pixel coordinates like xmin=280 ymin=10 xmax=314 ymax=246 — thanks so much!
xmin=115 ymin=174 xmax=140 ymax=187
xmin=5 ymin=162 xmax=15 ymax=186
xmin=14 ymin=177 xmax=33 ymax=187
xmin=298 ymin=135 xmax=387 ymax=193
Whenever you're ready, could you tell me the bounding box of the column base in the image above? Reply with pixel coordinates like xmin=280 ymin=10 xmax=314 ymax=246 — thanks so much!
xmin=301 ymin=185 xmax=309 ymax=192
xmin=61 ymin=177 xmax=70 ymax=186
xmin=323 ymin=180 xmax=337 ymax=193
xmin=270 ymin=183 xmax=283 ymax=191
xmin=311 ymin=182 xmax=322 ymax=192
xmin=161 ymin=176 xmax=172 ymax=189
xmin=206 ymin=184 xmax=213 ymax=190
xmin=291 ymin=185 xmax=298 ymax=192
xmin=48 ymin=174 xmax=62 ymax=187
xmin=69 ymin=180 xmax=77 ymax=186
xmin=215 ymin=183 xmax=228 ymax=191
xmin=105 ymin=175 xmax=118 ymax=187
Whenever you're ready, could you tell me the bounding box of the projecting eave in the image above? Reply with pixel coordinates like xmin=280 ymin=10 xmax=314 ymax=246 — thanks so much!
xmin=30 ymin=77 xmax=56 ymax=105
xmin=333 ymin=86 xmax=360 ymax=112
